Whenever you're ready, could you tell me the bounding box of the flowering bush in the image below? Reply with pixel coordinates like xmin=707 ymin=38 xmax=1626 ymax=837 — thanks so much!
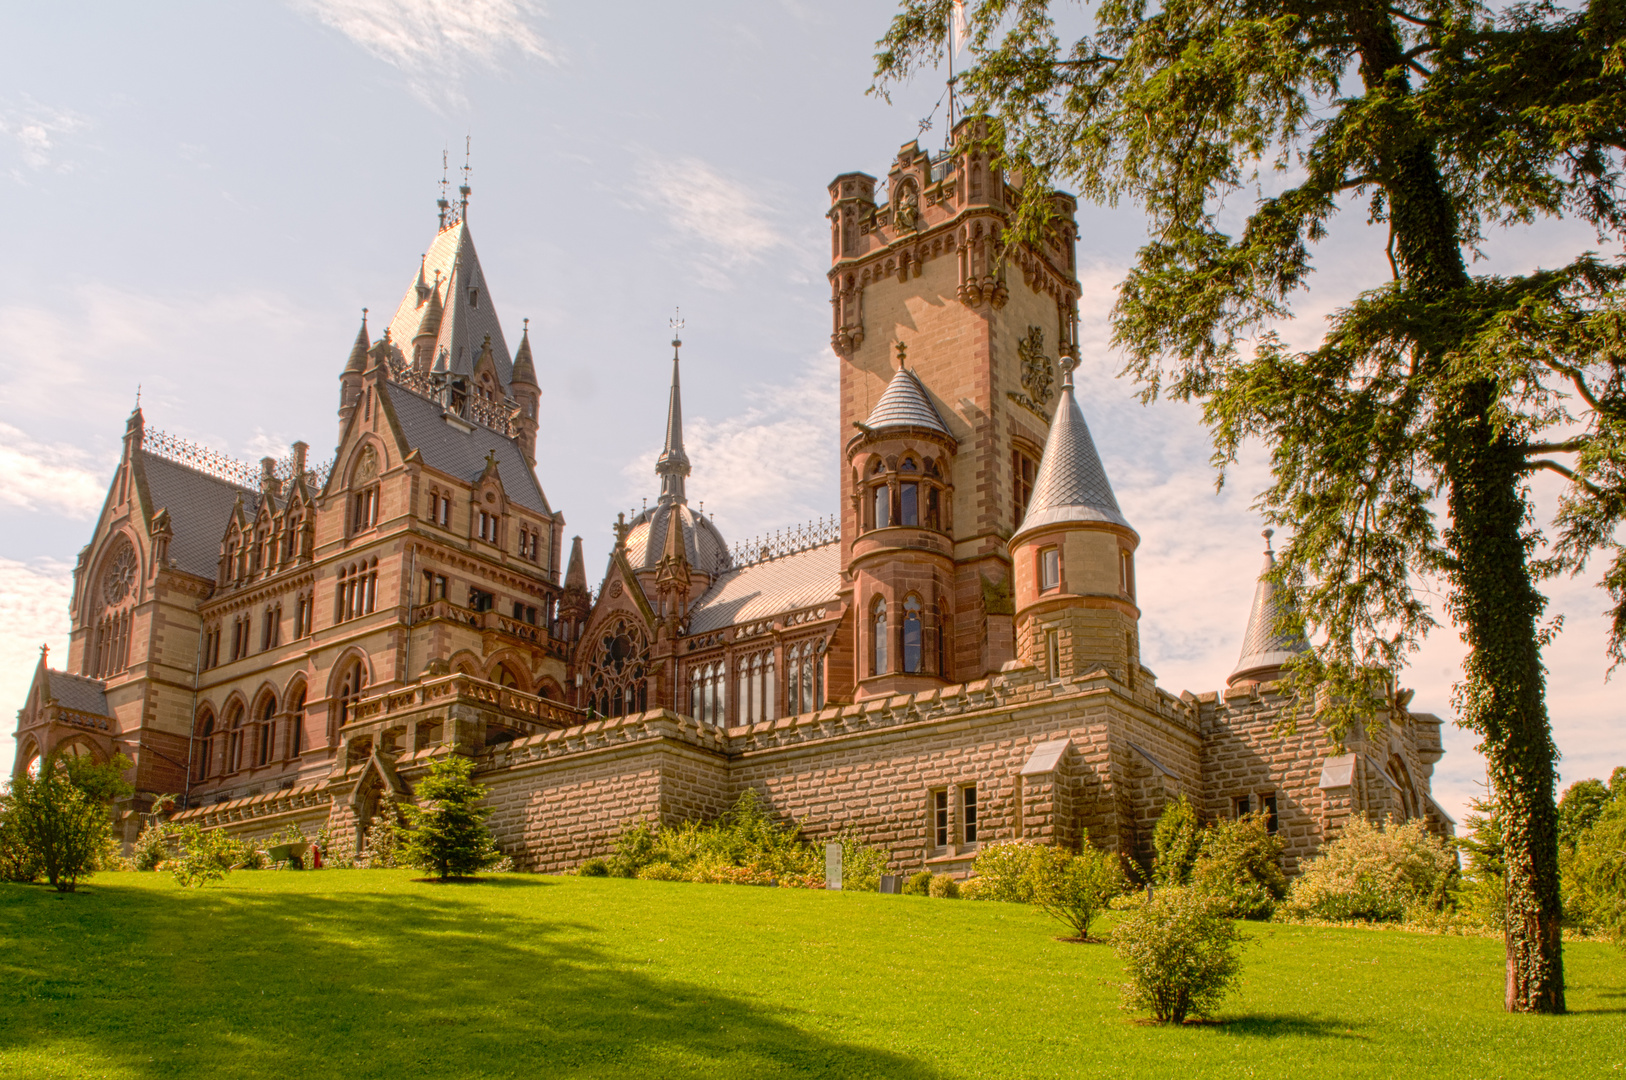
xmin=1112 ymin=887 xmax=1245 ymax=1023
xmin=1152 ymin=795 xmax=1203 ymax=887
xmin=968 ymin=840 xmax=1050 ymax=903
xmin=1282 ymin=816 xmax=1458 ymax=923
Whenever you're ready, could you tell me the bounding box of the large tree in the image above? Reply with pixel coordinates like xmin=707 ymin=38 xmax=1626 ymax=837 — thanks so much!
xmin=876 ymin=0 xmax=1626 ymax=1012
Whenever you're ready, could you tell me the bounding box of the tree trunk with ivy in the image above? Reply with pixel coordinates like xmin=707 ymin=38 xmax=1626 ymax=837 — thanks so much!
xmin=875 ymin=0 xmax=1626 ymax=1013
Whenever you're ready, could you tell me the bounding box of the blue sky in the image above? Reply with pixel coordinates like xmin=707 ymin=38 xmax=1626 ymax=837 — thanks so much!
xmin=1 ymin=1 xmax=1619 ymax=819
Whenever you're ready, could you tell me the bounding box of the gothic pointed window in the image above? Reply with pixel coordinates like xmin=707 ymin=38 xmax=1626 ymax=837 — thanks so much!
xmin=587 ymin=618 xmax=650 ymax=720
xmin=286 ymin=684 xmax=306 ymax=760
xmin=256 ymin=696 xmax=276 ymax=767
xmin=225 ymin=703 xmax=245 ymax=774
xmin=91 ymin=538 xmax=138 ymax=679
xmin=871 ymin=598 xmax=888 ymax=675
xmin=335 ymin=659 xmax=367 ymax=731
xmin=348 ymin=445 xmax=380 ymax=535
xmin=193 ymin=711 xmax=216 ymax=781
xmin=903 ymin=595 xmax=923 ymax=674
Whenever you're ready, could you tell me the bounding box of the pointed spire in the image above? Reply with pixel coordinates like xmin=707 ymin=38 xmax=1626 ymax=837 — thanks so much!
xmin=1229 ymin=529 xmax=1310 ymax=686
xmin=655 ymin=326 xmax=691 ymax=504
xmin=564 ymin=535 xmax=587 ymax=591
xmin=417 ymin=279 xmax=443 ymax=341
xmin=1011 ymin=357 xmax=1131 ymax=541
xmin=511 ymin=318 xmax=537 ymax=386
xmin=345 ymin=309 xmax=370 ymax=374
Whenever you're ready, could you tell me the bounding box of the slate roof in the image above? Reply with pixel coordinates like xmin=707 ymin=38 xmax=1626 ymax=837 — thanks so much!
xmin=386 ymin=382 xmax=552 ymax=516
xmin=46 ymin=670 xmax=110 ymax=717
xmin=139 ymin=451 xmax=254 ymax=578
xmin=625 ymin=502 xmax=731 ymax=575
xmin=1229 ymin=540 xmax=1310 ymax=685
xmin=1011 ymin=382 xmax=1131 ymax=540
xmin=383 ymin=221 xmax=514 ymax=388
xmin=686 ymin=541 xmax=842 ymax=634
xmin=863 ymin=368 xmax=951 ymax=436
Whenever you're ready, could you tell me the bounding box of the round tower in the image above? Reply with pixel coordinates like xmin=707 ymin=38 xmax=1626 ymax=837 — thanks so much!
xmin=846 ymin=340 xmax=960 ymax=696
xmin=1009 ymin=357 xmax=1141 ymax=684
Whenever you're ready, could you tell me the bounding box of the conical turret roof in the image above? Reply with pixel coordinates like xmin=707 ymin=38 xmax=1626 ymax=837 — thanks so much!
xmin=655 ymin=336 xmax=690 ymax=503
xmin=1011 ymin=368 xmax=1130 ymax=541
xmin=1229 ymin=531 xmax=1310 ymax=686
xmin=511 ymin=321 xmax=537 ymax=386
xmin=862 ymin=367 xmax=950 ymax=435
xmin=564 ymin=535 xmax=588 ymax=592
xmin=344 ymin=313 xmax=370 ymax=374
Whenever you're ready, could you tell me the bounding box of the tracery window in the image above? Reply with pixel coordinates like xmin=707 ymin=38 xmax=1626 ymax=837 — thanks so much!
xmin=90 ymin=539 xmax=138 ymax=679
xmin=586 ymin=618 xmax=650 ymax=719
xmin=224 ymin=702 xmax=245 ymax=774
xmin=349 ymin=445 xmax=381 ymax=536
xmin=689 ymin=659 xmax=726 ymax=725
xmin=735 ymin=651 xmax=777 ymax=725
xmin=334 ymin=659 xmax=367 ymax=731
xmin=335 ymin=559 xmax=378 ymax=622
xmin=861 ymin=455 xmax=948 ymax=536
xmin=785 ymin=639 xmax=825 ymax=716
xmin=871 ymin=597 xmax=888 ymax=675
xmin=903 ymin=594 xmax=923 ymax=674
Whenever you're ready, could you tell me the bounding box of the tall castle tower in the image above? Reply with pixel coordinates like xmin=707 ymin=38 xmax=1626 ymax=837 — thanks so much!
xmin=829 ymin=119 xmax=1083 ymax=697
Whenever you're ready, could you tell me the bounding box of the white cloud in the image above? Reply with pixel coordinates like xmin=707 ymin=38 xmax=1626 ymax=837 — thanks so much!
xmin=631 ymin=155 xmax=789 ymax=289
xmin=0 ymin=97 xmax=89 ymax=178
xmin=620 ymin=349 xmax=839 ymax=546
xmin=288 ymin=0 xmax=555 ymax=104
xmin=0 ymin=558 xmax=74 ymax=778
xmin=0 ymin=423 xmax=111 ymax=519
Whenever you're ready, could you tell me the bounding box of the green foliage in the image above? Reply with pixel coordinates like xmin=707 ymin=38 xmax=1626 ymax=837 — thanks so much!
xmin=168 ymin=824 xmax=233 ymax=888
xmin=397 ymin=756 xmax=501 ymax=880
xmin=1560 ymin=769 xmax=1626 ymax=945
xmin=1191 ymin=813 xmax=1287 ymax=920
xmin=1456 ymin=796 xmax=1507 ymax=930
xmin=578 ymin=858 xmax=610 ymax=877
xmin=0 ymin=796 xmax=42 ymax=883
xmin=1283 ymin=817 xmax=1459 ymax=923
xmin=928 ymin=873 xmax=960 ymax=899
xmin=1111 ymin=887 xmax=1245 ymax=1024
xmin=1034 ymin=843 xmax=1125 ymax=940
xmin=968 ymin=840 xmax=1049 ymax=903
xmin=604 ymin=789 xmax=888 ymax=890
xmin=903 ymin=869 xmax=934 ymax=896
xmin=130 ymin=795 xmax=178 ymax=872
xmin=1151 ymin=795 xmax=1202 ymax=887
xmin=359 ymin=792 xmax=403 ymax=869
xmin=2 ymin=752 xmax=131 ymax=892
xmin=1560 ymin=779 xmax=1613 ymax=850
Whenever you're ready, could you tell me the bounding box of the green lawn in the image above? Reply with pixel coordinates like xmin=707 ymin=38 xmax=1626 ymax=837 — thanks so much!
xmin=1 ymin=872 xmax=1621 ymax=1079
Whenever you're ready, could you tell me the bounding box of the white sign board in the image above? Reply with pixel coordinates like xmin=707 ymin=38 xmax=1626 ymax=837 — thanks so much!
xmin=825 ymin=841 xmax=843 ymax=890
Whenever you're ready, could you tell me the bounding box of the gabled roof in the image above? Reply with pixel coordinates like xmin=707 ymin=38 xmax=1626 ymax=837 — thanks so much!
xmin=862 ymin=367 xmax=951 ymax=436
xmin=46 ymin=670 xmax=110 ymax=718
xmin=686 ymin=542 xmax=842 ymax=634
xmin=383 ymin=221 xmax=513 ymax=387
xmin=385 ymin=382 xmax=551 ymax=516
xmin=1229 ymin=535 xmax=1310 ymax=685
xmin=1011 ymin=377 xmax=1130 ymax=540
xmin=139 ymin=451 xmax=254 ymax=578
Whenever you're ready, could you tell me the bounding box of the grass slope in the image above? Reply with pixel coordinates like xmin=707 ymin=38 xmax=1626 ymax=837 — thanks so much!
xmin=1 ymin=872 xmax=1622 ymax=1079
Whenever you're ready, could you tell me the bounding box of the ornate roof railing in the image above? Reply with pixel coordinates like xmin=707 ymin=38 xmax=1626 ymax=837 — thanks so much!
xmin=729 ymin=515 xmax=839 ymax=569
xmin=145 ymin=429 xmax=332 ymax=493
xmin=387 ymin=358 xmax=516 ymax=438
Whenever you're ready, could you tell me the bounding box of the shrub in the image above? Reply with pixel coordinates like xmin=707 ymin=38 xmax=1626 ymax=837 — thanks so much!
xmin=358 ymin=793 xmax=403 ymax=869
xmin=928 ymin=873 xmax=960 ymax=898
xmin=1112 ymin=887 xmax=1245 ymax=1024
xmin=1456 ymin=796 xmax=1506 ymax=930
xmin=1151 ymin=795 xmax=1202 ymax=887
xmin=397 ymin=756 xmax=501 ymax=880
xmin=579 ymin=858 xmax=610 ymax=877
xmin=169 ymin=824 xmax=233 ymax=888
xmin=1282 ymin=816 xmax=1458 ymax=923
xmin=0 ymin=795 xmax=42 ymax=882
xmin=903 ymin=870 xmax=934 ymax=895
xmin=1034 ymin=843 xmax=1126 ymax=939
xmin=1563 ymin=786 xmax=1625 ymax=945
xmin=637 ymin=861 xmax=684 ymax=881
xmin=3 ymin=752 xmax=132 ymax=893
xmin=834 ymin=828 xmax=889 ymax=892
xmin=969 ymin=840 xmax=1049 ymax=903
xmin=131 ymin=795 xmax=177 ymax=872
xmin=1191 ymin=813 xmax=1287 ymax=919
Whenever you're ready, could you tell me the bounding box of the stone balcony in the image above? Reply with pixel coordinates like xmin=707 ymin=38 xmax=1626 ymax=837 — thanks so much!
xmin=410 ymin=598 xmax=569 ymax=659
xmin=339 ymin=672 xmax=584 ymax=768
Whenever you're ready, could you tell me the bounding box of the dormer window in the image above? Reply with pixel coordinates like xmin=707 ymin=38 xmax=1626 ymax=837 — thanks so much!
xmin=477 ymin=509 xmax=500 ymax=543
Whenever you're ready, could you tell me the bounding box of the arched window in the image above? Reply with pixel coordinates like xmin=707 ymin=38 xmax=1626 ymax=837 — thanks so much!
xmin=285 ymin=684 xmax=306 ymax=760
xmin=335 ymin=659 xmax=367 ymax=730
xmin=193 ymin=711 xmax=215 ymax=780
xmin=349 ymin=446 xmax=380 ymax=535
xmin=786 ymin=640 xmax=825 ymax=716
xmin=871 ymin=598 xmax=888 ymax=675
xmin=493 ymin=663 xmax=520 ymax=690
xmin=689 ymin=660 xmax=727 ymax=725
xmin=225 ymin=703 xmax=245 ymax=774
xmin=873 ymin=482 xmax=891 ymax=529
xmin=255 ymin=695 xmax=276 ymax=767
xmin=587 ymin=619 xmax=649 ymax=719
xmin=903 ymin=595 xmax=923 ymax=673
xmin=936 ymin=601 xmax=951 ymax=678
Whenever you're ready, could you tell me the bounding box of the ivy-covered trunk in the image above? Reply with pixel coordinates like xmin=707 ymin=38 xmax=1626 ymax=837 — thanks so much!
xmin=1357 ymin=6 xmax=1566 ymax=1013
xmin=1445 ymin=394 xmax=1567 ymax=1013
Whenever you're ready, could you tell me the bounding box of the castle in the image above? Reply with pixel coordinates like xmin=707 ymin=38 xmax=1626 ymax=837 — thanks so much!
xmin=12 ymin=124 xmax=1452 ymax=874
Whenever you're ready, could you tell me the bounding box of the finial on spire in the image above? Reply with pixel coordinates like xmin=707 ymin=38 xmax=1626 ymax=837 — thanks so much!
xmin=670 ymin=307 xmax=684 ymax=354
xmin=459 ymin=135 xmax=472 ymax=218
xmin=1059 ymin=353 xmax=1079 ymax=390
xmin=1263 ymin=527 xmax=1275 ymax=553
xmin=438 ymin=149 xmax=451 ymax=228
xmin=134 ymin=384 xmax=141 ymax=408
xmin=523 ymin=317 xmax=530 ymax=332
xmin=895 ymin=339 xmax=907 ymax=370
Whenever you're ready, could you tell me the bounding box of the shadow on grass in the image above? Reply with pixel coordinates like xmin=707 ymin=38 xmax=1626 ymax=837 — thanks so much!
xmin=1217 ymin=1015 xmax=1369 ymax=1039
xmin=0 ymin=878 xmax=942 ymax=1080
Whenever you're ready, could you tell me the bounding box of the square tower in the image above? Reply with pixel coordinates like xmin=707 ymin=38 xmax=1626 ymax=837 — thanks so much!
xmin=830 ymin=119 xmax=1084 ymax=695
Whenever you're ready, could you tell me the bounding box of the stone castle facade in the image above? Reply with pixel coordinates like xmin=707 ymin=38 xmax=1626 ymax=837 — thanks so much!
xmin=12 ymin=123 xmax=1452 ymax=874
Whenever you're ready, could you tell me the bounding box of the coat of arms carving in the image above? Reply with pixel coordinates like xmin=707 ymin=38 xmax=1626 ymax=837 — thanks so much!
xmin=1007 ymin=326 xmax=1055 ymax=420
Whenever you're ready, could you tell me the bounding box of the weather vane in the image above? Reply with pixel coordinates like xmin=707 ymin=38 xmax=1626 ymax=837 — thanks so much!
xmin=459 ymin=135 xmax=472 ymax=217
xmin=670 ymin=307 xmax=684 ymax=351
xmin=437 ymin=149 xmax=451 ymax=228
